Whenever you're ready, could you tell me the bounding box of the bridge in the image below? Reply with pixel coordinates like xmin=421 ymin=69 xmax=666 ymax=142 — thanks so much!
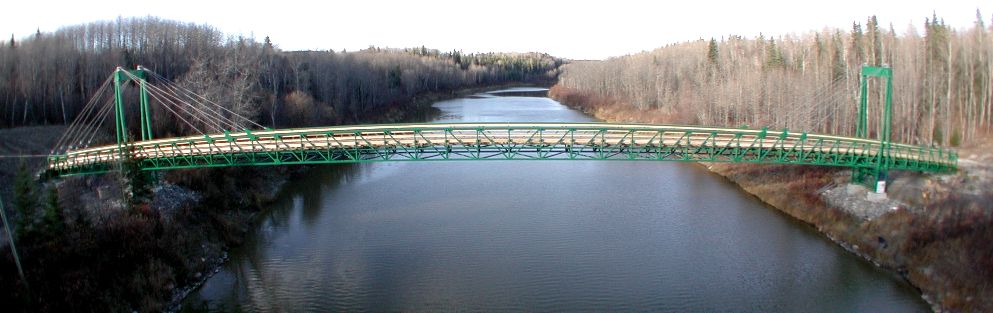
xmin=46 ymin=66 xmax=957 ymax=192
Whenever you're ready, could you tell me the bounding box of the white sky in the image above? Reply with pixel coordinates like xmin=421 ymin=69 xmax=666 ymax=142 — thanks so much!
xmin=2 ymin=0 xmax=991 ymax=60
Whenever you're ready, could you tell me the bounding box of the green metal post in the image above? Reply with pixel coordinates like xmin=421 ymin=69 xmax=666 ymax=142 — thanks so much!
xmin=883 ymin=68 xmax=893 ymax=143
xmin=138 ymin=80 xmax=146 ymax=141
xmin=113 ymin=67 xmax=128 ymax=146
xmin=857 ymin=71 xmax=868 ymax=139
xmin=879 ymin=66 xmax=894 ymax=190
xmin=854 ymin=67 xmax=869 ymax=186
xmin=136 ymin=66 xmax=153 ymax=141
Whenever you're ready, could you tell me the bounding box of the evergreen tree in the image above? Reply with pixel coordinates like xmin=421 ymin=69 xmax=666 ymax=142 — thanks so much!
xmin=120 ymin=152 xmax=153 ymax=211
xmin=42 ymin=186 xmax=63 ymax=236
xmin=263 ymin=36 xmax=275 ymax=52
xmin=453 ymin=50 xmax=468 ymax=70
xmin=388 ymin=65 xmax=403 ymax=89
xmin=831 ymin=31 xmax=847 ymax=81
xmin=924 ymin=14 xmax=951 ymax=144
xmin=850 ymin=22 xmax=865 ymax=66
xmin=867 ymin=16 xmax=883 ymax=66
xmin=814 ymin=33 xmax=825 ymax=60
xmin=978 ymin=9 xmax=986 ymax=29
xmin=765 ymin=39 xmax=785 ymax=69
xmin=707 ymin=38 xmax=720 ymax=66
xmin=12 ymin=162 xmax=37 ymax=238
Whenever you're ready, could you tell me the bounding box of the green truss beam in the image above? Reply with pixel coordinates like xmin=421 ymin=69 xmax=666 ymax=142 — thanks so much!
xmin=46 ymin=122 xmax=958 ymax=177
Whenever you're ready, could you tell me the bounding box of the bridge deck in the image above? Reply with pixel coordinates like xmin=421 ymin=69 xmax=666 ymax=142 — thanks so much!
xmin=47 ymin=122 xmax=957 ymax=176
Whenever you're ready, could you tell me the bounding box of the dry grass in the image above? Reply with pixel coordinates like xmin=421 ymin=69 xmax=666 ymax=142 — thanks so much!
xmin=549 ymin=85 xmax=692 ymax=124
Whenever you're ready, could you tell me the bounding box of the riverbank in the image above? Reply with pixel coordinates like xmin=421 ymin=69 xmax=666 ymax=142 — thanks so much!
xmin=549 ymin=84 xmax=993 ymax=312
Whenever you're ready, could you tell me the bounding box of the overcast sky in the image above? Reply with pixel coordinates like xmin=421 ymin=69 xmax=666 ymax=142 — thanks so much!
xmin=3 ymin=0 xmax=991 ymax=59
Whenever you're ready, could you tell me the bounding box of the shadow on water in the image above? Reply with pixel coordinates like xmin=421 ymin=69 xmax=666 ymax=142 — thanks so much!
xmin=468 ymin=87 xmax=549 ymax=99
xmin=253 ymin=164 xmax=365 ymax=244
xmin=400 ymin=104 xmax=443 ymax=123
xmin=488 ymin=90 xmax=548 ymax=98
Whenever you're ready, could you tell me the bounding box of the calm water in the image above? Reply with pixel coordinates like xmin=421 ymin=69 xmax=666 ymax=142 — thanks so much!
xmin=182 ymin=88 xmax=927 ymax=312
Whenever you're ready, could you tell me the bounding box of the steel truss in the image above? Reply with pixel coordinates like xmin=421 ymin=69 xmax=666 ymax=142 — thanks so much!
xmin=47 ymin=122 xmax=958 ymax=177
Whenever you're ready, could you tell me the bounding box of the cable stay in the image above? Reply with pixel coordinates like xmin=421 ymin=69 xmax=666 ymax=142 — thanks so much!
xmin=50 ymin=65 xmax=266 ymax=156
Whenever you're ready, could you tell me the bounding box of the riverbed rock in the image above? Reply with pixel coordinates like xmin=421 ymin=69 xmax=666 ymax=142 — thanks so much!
xmin=151 ymin=182 xmax=201 ymax=223
xmin=822 ymin=183 xmax=904 ymax=220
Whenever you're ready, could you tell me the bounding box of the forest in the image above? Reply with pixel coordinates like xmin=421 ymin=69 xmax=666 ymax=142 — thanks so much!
xmin=0 ymin=16 xmax=562 ymax=131
xmin=553 ymin=12 xmax=993 ymax=146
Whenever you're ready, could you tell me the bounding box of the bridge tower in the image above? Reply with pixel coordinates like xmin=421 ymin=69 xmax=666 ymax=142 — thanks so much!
xmin=852 ymin=65 xmax=893 ymax=193
xmin=112 ymin=66 xmax=153 ymax=150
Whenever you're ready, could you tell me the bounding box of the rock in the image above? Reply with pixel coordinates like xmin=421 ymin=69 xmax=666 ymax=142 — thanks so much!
xmin=847 ymin=183 xmax=866 ymax=195
xmin=823 ymin=183 xmax=905 ymax=220
xmin=151 ymin=182 xmax=202 ymax=222
xmin=867 ymin=192 xmax=887 ymax=202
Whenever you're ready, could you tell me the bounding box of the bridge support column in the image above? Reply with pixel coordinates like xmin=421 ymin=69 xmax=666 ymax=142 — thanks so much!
xmin=853 ymin=65 xmax=893 ymax=193
xmin=112 ymin=66 xmax=153 ymax=149
xmin=113 ymin=67 xmax=128 ymax=148
xmin=136 ymin=66 xmax=152 ymax=141
xmin=876 ymin=172 xmax=888 ymax=193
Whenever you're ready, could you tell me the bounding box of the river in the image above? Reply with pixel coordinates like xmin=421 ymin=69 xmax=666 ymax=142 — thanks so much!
xmin=181 ymin=88 xmax=927 ymax=311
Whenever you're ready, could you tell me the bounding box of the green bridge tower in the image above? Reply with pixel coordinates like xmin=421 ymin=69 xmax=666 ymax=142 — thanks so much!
xmin=853 ymin=65 xmax=893 ymax=193
xmin=112 ymin=66 xmax=153 ymax=156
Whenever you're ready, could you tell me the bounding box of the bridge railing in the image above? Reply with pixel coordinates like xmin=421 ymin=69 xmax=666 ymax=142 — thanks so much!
xmin=47 ymin=123 xmax=958 ymax=176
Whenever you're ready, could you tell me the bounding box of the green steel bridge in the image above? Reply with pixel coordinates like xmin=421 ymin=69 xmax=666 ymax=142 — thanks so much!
xmin=46 ymin=66 xmax=958 ymax=191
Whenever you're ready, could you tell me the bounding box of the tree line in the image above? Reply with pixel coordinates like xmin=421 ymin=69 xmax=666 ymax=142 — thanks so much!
xmin=0 ymin=16 xmax=563 ymax=133
xmin=554 ymin=12 xmax=992 ymax=146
